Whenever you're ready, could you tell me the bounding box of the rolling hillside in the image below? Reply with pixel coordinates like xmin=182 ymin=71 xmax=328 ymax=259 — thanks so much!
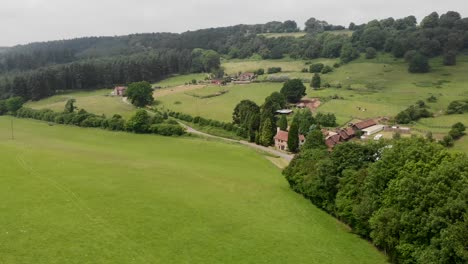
xmin=0 ymin=117 xmax=387 ymax=264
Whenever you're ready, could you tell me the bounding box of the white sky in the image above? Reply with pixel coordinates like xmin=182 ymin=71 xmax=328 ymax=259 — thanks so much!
xmin=0 ymin=0 xmax=467 ymax=46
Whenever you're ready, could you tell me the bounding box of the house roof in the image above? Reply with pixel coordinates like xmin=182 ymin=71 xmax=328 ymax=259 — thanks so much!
xmin=274 ymin=130 xmax=305 ymax=142
xmin=115 ymin=86 xmax=127 ymax=91
xmin=274 ymin=130 xmax=289 ymax=141
xmin=345 ymin=127 xmax=355 ymax=136
xmin=353 ymin=119 xmax=377 ymax=130
xmin=326 ymin=138 xmax=337 ymax=148
xmin=329 ymin=134 xmax=341 ymax=143
xmin=337 ymin=130 xmax=350 ymax=140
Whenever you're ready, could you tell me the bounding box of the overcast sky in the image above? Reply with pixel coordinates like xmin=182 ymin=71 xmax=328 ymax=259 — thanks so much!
xmin=0 ymin=0 xmax=467 ymax=46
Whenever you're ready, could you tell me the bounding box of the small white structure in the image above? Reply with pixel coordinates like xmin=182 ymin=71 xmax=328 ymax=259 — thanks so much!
xmin=276 ymin=109 xmax=293 ymax=115
xmin=362 ymin=125 xmax=385 ymax=136
xmin=374 ymin=134 xmax=383 ymax=141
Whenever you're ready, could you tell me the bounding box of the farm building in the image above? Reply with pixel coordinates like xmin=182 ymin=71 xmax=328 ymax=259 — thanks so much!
xmin=211 ymin=79 xmax=223 ymax=85
xmin=113 ymin=86 xmax=127 ymax=96
xmin=352 ymin=119 xmax=377 ymax=130
xmin=238 ymin=72 xmax=255 ymax=82
xmin=274 ymin=128 xmax=305 ymax=151
xmin=362 ymin=125 xmax=385 ymax=136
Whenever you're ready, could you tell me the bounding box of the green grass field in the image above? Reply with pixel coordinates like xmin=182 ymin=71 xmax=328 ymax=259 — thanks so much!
xmin=23 ymin=54 xmax=468 ymax=153
xmin=157 ymin=83 xmax=282 ymax=121
xmin=0 ymin=117 xmax=387 ymax=264
xmin=153 ymin=73 xmax=209 ymax=88
xmin=25 ymin=89 xmax=136 ymax=118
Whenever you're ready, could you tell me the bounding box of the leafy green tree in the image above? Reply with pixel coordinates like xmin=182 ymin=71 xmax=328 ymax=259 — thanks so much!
xmin=264 ymin=92 xmax=287 ymax=111
xmin=278 ymin=115 xmax=288 ymax=131
xmin=287 ymin=122 xmax=300 ymax=153
xmin=449 ymin=122 xmax=466 ymax=139
xmin=309 ymin=63 xmax=324 ymax=73
xmin=408 ymin=53 xmax=430 ymax=73
xmin=280 ymin=79 xmax=306 ymax=103
xmin=296 ymin=109 xmax=315 ymax=134
xmin=259 ymin=115 xmax=274 ymax=146
xmin=340 ymin=42 xmax=360 ymax=63
xmin=125 ymin=109 xmax=151 ymax=133
xmin=365 ymin=47 xmax=377 ymax=59
xmin=321 ymin=65 xmax=333 ymax=74
xmin=447 ymin=100 xmax=468 ymax=114
xmin=315 ymin=112 xmax=336 ymax=127
xmin=126 ymin=81 xmax=154 ymax=107
xmin=0 ymin=100 xmax=7 ymax=115
xmin=64 ymin=99 xmax=76 ymax=113
xmin=311 ymin=73 xmax=321 ymax=89
xmin=233 ymin=100 xmax=259 ymax=125
xmin=443 ymin=50 xmax=457 ymax=66
xmin=304 ymin=17 xmax=326 ymax=34
xmin=421 ymin=12 xmax=440 ymax=28
xmin=6 ymin=97 xmax=24 ymax=113
xmin=303 ymin=129 xmax=326 ymax=150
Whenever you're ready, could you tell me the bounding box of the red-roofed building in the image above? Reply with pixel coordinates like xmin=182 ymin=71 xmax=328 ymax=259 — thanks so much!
xmin=274 ymin=128 xmax=306 ymax=151
xmin=238 ymin=72 xmax=256 ymax=82
xmin=113 ymin=86 xmax=127 ymax=96
xmin=352 ymin=119 xmax=377 ymax=130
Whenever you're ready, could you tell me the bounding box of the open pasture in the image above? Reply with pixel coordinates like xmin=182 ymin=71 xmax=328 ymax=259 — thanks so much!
xmin=0 ymin=117 xmax=387 ymax=264
xmin=25 ymin=89 xmax=136 ymax=118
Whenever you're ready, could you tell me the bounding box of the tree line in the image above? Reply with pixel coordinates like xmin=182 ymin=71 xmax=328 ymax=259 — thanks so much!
xmin=0 ymin=98 xmax=185 ymax=136
xmin=283 ymin=134 xmax=468 ymax=263
xmin=1 ymin=11 xmax=467 ymax=101
xmin=0 ymin=48 xmax=220 ymax=101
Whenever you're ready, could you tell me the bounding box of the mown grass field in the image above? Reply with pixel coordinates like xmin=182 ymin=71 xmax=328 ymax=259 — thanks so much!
xmin=23 ymin=54 xmax=468 ymax=152
xmin=157 ymin=83 xmax=282 ymax=121
xmin=0 ymin=117 xmax=387 ymax=264
xmin=25 ymin=89 xmax=136 ymax=118
xmin=153 ymin=73 xmax=208 ymax=88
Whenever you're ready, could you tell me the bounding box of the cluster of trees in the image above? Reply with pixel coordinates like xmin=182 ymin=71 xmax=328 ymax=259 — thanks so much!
xmin=3 ymin=99 xmax=185 ymax=136
xmin=0 ymin=49 xmax=220 ymax=101
xmin=126 ymin=81 xmax=154 ymax=107
xmin=2 ymin=11 xmax=467 ymax=102
xmin=395 ymin=100 xmax=433 ymax=124
xmin=440 ymin=122 xmax=466 ymax=147
xmin=447 ymin=99 xmax=468 ymax=114
xmin=0 ymin=96 xmax=24 ymax=115
xmin=168 ymin=111 xmax=246 ymax=138
xmin=232 ymin=79 xmax=337 ymax=151
xmin=283 ymin=136 xmax=468 ymax=263
xmin=349 ymin=11 xmax=468 ymax=68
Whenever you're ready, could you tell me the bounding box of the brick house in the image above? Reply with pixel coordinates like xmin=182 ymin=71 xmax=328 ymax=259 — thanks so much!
xmin=113 ymin=86 xmax=127 ymax=96
xmin=238 ymin=72 xmax=255 ymax=82
xmin=274 ymin=128 xmax=306 ymax=151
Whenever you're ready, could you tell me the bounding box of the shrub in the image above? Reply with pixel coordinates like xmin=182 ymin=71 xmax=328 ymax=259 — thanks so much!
xmin=267 ymin=67 xmax=282 ymax=74
xmin=447 ymin=100 xmax=468 ymax=114
xmin=267 ymin=75 xmax=290 ymax=82
xmin=365 ymin=47 xmax=377 ymax=59
xmin=321 ymin=65 xmax=333 ymax=74
xmin=149 ymin=124 xmax=185 ymax=136
xmin=309 ymin=63 xmax=324 ymax=73
xmin=255 ymin=68 xmax=265 ymax=75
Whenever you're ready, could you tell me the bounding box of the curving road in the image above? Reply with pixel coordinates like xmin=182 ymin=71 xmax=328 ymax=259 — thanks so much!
xmin=179 ymin=122 xmax=295 ymax=162
xmin=121 ymin=97 xmax=294 ymax=162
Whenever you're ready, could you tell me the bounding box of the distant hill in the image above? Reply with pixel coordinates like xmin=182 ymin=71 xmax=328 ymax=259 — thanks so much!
xmin=0 ymin=11 xmax=467 ymax=102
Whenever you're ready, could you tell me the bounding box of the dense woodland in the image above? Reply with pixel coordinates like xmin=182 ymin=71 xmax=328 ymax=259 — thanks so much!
xmin=284 ymin=136 xmax=468 ymax=264
xmin=1 ymin=11 xmax=467 ymax=101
